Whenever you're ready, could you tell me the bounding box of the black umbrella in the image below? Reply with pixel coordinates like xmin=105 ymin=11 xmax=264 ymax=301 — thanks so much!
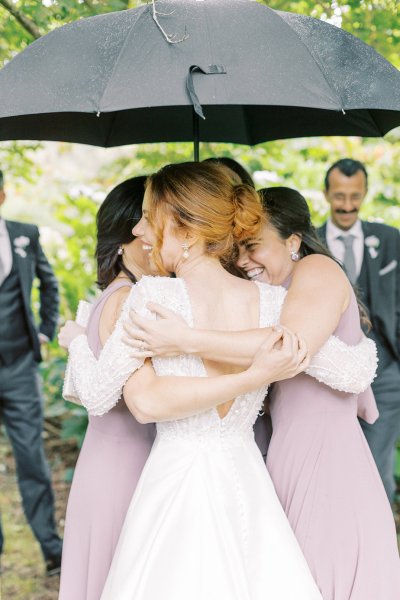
xmin=0 ymin=0 xmax=399 ymax=160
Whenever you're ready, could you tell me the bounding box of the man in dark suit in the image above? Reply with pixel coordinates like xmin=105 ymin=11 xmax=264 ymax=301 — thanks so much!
xmin=318 ymin=158 xmax=400 ymax=501
xmin=0 ymin=170 xmax=62 ymax=574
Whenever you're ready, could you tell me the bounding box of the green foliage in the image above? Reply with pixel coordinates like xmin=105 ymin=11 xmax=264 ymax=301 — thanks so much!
xmin=42 ymin=196 xmax=98 ymax=445
xmin=52 ymin=192 xmax=98 ymax=316
xmin=38 ymin=191 xmax=98 ymax=450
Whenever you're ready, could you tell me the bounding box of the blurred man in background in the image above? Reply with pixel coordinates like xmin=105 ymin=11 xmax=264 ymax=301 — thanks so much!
xmin=0 ymin=169 xmax=62 ymax=574
xmin=318 ymin=158 xmax=400 ymax=502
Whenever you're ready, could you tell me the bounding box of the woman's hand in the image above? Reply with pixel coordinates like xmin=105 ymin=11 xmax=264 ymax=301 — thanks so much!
xmin=58 ymin=321 xmax=85 ymax=350
xmin=246 ymin=326 xmax=309 ymax=388
xmin=122 ymin=303 xmax=191 ymax=359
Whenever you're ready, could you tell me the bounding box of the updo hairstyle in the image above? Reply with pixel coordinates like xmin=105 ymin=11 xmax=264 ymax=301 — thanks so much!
xmin=145 ymin=162 xmax=263 ymax=275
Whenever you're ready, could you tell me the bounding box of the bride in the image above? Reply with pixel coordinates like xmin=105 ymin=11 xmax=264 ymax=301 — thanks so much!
xmin=97 ymin=161 xmax=323 ymax=599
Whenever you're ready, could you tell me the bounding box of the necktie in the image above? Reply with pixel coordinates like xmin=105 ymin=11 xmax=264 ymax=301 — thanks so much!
xmin=337 ymin=234 xmax=357 ymax=284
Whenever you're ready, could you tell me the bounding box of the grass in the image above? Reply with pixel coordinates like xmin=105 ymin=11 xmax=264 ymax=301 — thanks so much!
xmin=0 ymin=432 xmax=74 ymax=600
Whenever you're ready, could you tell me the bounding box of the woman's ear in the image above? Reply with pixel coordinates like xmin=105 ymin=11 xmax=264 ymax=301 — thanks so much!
xmin=287 ymin=233 xmax=302 ymax=253
xmin=181 ymin=229 xmax=199 ymax=249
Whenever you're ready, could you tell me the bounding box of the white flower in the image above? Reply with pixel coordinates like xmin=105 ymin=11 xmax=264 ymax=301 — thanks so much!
xmin=365 ymin=235 xmax=380 ymax=249
xmin=368 ymin=247 xmax=378 ymax=259
xmin=15 ymin=247 xmax=27 ymax=258
xmin=14 ymin=235 xmax=30 ymax=249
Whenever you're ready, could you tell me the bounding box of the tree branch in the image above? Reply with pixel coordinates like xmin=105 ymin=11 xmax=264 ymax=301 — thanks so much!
xmin=0 ymin=0 xmax=42 ymax=39
xmin=152 ymin=0 xmax=188 ymax=44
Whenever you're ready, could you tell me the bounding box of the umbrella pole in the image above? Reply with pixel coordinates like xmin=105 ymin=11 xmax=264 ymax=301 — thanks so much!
xmin=193 ymin=108 xmax=200 ymax=162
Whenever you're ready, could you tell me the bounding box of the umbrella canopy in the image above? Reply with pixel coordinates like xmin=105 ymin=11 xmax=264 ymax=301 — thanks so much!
xmin=0 ymin=0 xmax=399 ymax=149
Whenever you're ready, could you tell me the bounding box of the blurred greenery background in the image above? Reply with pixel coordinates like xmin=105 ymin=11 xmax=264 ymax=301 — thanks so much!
xmin=0 ymin=0 xmax=399 ymax=483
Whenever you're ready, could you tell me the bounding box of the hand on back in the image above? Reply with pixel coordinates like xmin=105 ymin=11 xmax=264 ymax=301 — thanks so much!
xmin=123 ymin=303 xmax=190 ymax=358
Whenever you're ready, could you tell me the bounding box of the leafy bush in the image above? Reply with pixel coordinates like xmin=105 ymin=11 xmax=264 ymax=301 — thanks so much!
xmin=39 ymin=191 xmax=98 ymax=448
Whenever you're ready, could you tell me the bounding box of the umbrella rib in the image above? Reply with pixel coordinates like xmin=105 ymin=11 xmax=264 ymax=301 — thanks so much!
xmin=365 ymin=108 xmax=386 ymax=137
xmin=274 ymin=11 xmax=345 ymax=111
xmin=103 ymin=111 xmax=118 ymax=148
xmin=98 ymin=6 xmax=148 ymax=113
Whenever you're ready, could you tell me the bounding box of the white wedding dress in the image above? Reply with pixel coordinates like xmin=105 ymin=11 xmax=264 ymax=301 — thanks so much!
xmin=67 ymin=276 xmax=377 ymax=600
xmin=85 ymin=276 xmax=372 ymax=600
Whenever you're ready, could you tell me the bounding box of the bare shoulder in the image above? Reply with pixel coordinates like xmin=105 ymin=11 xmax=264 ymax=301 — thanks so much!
xmin=292 ymin=254 xmax=346 ymax=285
xmin=290 ymin=255 xmax=349 ymax=310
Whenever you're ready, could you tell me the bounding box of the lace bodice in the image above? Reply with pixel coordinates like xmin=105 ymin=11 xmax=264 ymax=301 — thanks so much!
xmin=68 ymin=276 xmax=377 ymax=418
xmin=142 ymin=277 xmax=281 ymax=441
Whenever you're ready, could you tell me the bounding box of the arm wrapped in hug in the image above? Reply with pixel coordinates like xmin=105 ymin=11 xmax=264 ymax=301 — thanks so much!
xmin=266 ymin=283 xmax=378 ymax=394
xmin=68 ymin=280 xmax=154 ymax=416
xmin=305 ymin=334 xmax=378 ymax=394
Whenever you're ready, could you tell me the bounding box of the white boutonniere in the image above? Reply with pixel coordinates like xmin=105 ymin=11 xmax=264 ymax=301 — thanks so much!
xmin=365 ymin=235 xmax=380 ymax=259
xmin=13 ymin=235 xmax=30 ymax=258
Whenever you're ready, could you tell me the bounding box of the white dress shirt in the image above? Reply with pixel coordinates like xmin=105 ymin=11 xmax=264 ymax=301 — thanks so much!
xmin=326 ymin=218 xmax=364 ymax=279
xmin=0 ymin=217 xmax=12 ymax=280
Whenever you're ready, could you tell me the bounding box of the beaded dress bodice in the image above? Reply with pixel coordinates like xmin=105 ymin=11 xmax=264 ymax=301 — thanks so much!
xmin=134 ymin=277 xmax=285 ymax=442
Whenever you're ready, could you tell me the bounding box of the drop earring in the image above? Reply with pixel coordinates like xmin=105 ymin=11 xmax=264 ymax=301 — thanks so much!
xmin=117 ymin=245 xmax=123 ymax=256
xmin=182 ymin=242 xmax=189 ymax=259
xmin=290 ymin=250 xmax=299 ymax=262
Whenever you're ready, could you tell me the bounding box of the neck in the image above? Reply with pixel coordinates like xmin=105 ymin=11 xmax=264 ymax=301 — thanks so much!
xmin=281 ymin=262 xmax=298 ymax=284
xmin=175 ymin=253 xmax=227 ymax=284
xmin=121 ymin=259 xmax=145 ymax=282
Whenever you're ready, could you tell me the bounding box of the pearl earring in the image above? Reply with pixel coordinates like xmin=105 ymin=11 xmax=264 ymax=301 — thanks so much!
xmin=182 ymin=242 xmax=189 ymax=259
xmin=290 ymin=250 xmax=299 ymax=262
xmin=117 ymin=245 xmax=123 ymax=256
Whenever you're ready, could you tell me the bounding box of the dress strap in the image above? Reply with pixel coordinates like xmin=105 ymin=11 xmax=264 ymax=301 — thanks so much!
xmin=87 ymin=279 xmax=134 ymax=356
xmin=92 ymin=279 xmax=133 ymax=314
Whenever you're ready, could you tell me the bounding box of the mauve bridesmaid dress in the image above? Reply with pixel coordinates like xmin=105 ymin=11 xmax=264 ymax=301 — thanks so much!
xmin=59 ymin=281 xmax=156 ymax=600
xmin=266 ymin=287 xmax=400 ymax=599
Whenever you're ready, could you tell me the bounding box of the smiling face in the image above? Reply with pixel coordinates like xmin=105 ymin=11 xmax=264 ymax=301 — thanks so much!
xmin=324 ymin=168 xmax=367 ymax=231
xmin=131 ymin=186 xmax=185 ymax=275
xmin=123 ymin=236 xmax=154 ymax=277
xmin=236 ymin=223 xmax=300 ymax=285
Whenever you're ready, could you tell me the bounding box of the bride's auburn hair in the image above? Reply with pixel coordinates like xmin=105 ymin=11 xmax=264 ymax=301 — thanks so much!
xmin=146 ymin=162 xmax=263 ymax=275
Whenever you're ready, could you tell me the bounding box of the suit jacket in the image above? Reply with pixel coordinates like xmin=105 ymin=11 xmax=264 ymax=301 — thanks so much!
xmin=4 ymin=220 xmax=59 ymax=362
xmin=318 ymin=220 xmax=400 ymax=363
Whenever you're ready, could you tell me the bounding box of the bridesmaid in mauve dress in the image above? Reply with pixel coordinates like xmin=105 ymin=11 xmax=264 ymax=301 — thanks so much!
xmin=58 ymin=178 xmax=155 ymax=600
xmin=241 ymin=187 xmax=400 ymax=599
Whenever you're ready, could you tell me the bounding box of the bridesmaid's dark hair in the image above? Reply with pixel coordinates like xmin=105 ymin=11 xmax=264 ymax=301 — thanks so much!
xmin=203 ymin=157 xmax=255 ymax=188
xmin=96 ymin=176 xmax=146 ymax=290
xmin=259 ymin=186 xmax=370 ymax=327
xmin=258 ymin=187 xmax=335 ymax=260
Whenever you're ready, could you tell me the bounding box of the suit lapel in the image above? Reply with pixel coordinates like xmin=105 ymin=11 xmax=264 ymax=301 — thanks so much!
xmin=5 ymin=221 xmax=31 ymax=303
